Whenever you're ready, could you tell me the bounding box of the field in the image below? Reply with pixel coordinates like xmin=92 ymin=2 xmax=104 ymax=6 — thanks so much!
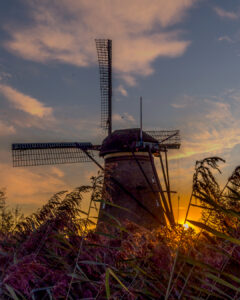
xmin=0 ymin=157 xmax=240 ymax=299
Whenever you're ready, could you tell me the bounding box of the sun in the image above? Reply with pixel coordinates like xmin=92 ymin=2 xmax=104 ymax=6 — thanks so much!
xmin=183 ymin=223 xmax=189 ymax=230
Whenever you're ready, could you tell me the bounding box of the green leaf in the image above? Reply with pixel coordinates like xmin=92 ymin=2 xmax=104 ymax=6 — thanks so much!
xmin=103 ymin=201 xmax=135 ymax=214
xmin=101 ymin=211 xmax=122 ymax=227
xmin=105 ymin=268 xmax=110 ymax=299
xmin=94 ymin=231 xmax=117 ymax=239
xmin=105 ymin=269 xmax=110 ymax=299
xmin=221 ymin=271 xmax=240 ymax=285
xmin=179 ymin=254 xmax=219 ymax=273
xmin=5 ymin=284 xmax=20 ymax=300
xmin=206 ymin=272 xmax=240 ymax=293
xmin=197 ymin=277 xmax=232 ymax=299
xmin=179 ymin=255 xmax=240 ymax=297
xmin=189 ymin=285 xmax=225 ymax=299
xmin=105 ymin=268 xmax=131 ymax=299
xmin=187 ymin=220 xmax=240 ymax=246
xmin=133 ymin=265 xmax=155 ymax=280
xmin=108 ymin=268 xmax=130 ymax=294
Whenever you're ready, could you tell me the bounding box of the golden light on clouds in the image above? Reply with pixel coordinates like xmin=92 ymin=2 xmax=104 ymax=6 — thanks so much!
xmin=0 ymin=84 xmax=53 ymax=118
xmin=4 ymin=0 xmax=196 ymax=84
xmin=0 ymin=163 xmax=66 ymax=200
xmin=0 ymin=0 xmax=239 ymax=223
xmin=0 ymin=120 xmax=15 ymax=136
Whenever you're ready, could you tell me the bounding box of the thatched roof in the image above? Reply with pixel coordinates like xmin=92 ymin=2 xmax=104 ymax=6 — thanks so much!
xmin=100 ymin=128 xmax=157 ymax=156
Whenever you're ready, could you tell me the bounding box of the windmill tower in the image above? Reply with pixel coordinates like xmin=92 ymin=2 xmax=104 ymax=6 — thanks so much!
xmin=11 ymin=39 xmax=180 ymax=229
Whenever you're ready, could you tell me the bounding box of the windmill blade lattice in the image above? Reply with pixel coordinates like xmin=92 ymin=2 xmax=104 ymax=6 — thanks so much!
xmin=95 ymin=39 xmax=112 ymax=135
xmin=146 ymin=130 xmax=180 ymax=149
xmin=12 ymin=142 xmax=95 ymax=167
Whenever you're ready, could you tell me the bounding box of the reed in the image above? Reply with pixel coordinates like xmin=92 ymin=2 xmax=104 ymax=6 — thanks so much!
xmin=0 ymin=158 xmax=239 ymax=299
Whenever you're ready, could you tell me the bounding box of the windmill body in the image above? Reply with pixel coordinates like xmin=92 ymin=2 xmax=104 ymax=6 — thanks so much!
xmin=98 ymin=128 xmax=166 ymax=229
xmin=11 ymin=39 xmax=181 ymax=229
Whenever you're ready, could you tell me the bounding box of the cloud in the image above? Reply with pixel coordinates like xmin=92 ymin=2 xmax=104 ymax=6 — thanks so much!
xmin=0 ymin=120 xmax=16 ymax=136
xmin=0 ymin=84 xmax=53 ymax=118
xmin=214 ymin=6 xmax=238 ymax=20
xmin=218 ymin=35 xmax=234 ymax=43
xmin=4 ymin=0 xmax=196 ymax=84
xmin=172 ymin=94 xmax=240 ymax=161
xmin=50 ymin=167 xmax=65 ymax=178
xmin=0 ymin=71 xmax=12 ymax=81
xmin=113 ymin=112 xmax=135 ymax=125
xmin=116 ymin=85 xmax=128 ymax=97
xmin=171 ymin=94 xmax=195 ymax=108
xmin=0 ymin=159 xmax=100 ymax=215
xmin=0 ymin=162 xmax=67 ymax=207
xmin=165 ymin=92 xmax=240 ymax=221
xmin=120 ymin=75 xmax=137 ymax=86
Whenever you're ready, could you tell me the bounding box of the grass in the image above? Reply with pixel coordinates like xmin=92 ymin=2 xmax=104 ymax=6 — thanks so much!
xmin=0 ymin=158 xmax=239 ymax=299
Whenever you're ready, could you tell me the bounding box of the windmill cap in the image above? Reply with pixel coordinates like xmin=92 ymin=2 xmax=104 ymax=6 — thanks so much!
xmin=100 ymin=128 xmax=158 ymax=156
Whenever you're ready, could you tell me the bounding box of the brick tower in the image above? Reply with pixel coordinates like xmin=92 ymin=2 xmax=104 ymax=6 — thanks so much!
xmin=97 ymin=128 xmax=167 ymax=229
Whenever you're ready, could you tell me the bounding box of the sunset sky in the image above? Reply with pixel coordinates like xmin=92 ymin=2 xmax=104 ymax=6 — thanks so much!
xmin=0 ymin=0 xmax=240 ymax=223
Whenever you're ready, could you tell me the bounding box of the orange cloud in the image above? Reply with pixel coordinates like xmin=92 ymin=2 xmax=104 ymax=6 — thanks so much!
xmin=4 ymin=0 xmax=196 ymax=84
xmin=1 ymin=160 xmax=100 ymax=215
xmin=163 ymin=92 xmax=240 ymax=222
xmin=0 ymin=84 xmax=53 ymax=118
xmin=0 ymin=163 xmax=67 ymax=207
xmin=171 ymin=95 xmax=240 ymax=160
xmin=0 ymin=120 xmax=15 ymax=136
xmin=116 ymin=85 xmax=128 ymax=97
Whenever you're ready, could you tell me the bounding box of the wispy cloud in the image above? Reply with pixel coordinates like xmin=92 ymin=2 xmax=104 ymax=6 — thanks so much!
xmin=169 ymin=91 xmax=240 ymax=163
xmin=166 ymin=92 xmax=240 ymax=217
xmin=116 ymin=85 xmax=128 ymax=97
xmin=214 ymin=6 xmax=239 ymax=20
xmin=0 ymin=162 xmax=67 ymax=208
xmin=218 ymin=35 xmax=234 ymax=43
xmin=50 ymin=167 xmax=65 ymax=178
xmin=171 ymin=94 xmax=195 ymax=108
xmin=113 ymin=112 xmax=135 ymax=125
xmin=0 ymin=71 xmax=12 ymax=81
xmin=4 ymin=0 xmax=197 ymax=85
xmin=0 ymin=84 xmax=53 ymax=118
xmin=0 ymin=120 xmax=15 ymax=136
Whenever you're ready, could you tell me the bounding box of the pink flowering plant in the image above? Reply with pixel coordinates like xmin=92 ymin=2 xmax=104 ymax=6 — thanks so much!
xmin=0 ymin=159 xmax=240 ymax=299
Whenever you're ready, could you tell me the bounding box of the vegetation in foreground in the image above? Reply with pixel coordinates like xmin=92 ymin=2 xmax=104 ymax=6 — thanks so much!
xmin=0 ymin=157 xmax=240 ymax=299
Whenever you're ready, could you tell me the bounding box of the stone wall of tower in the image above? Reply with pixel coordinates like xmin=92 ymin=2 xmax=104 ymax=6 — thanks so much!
xmin=97 ymin=152 xmax=166 ymax=230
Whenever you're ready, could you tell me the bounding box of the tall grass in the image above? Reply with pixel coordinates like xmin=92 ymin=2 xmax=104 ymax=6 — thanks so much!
xmin=0 ymin=158 xmax=239 ymax=299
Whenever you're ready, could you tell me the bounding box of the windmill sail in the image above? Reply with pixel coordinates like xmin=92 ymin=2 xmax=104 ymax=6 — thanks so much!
xmin=146 ymin=130 xmax=180 ymax=149
xmin=95 ymin=39 xmax=112 ymax=135
xmin=12 ymin=142 xmax=95 ymax=167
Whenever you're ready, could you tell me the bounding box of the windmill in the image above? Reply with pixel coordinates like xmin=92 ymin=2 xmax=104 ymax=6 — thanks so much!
xmin=11 ymin=39 xmax=180 ymax=229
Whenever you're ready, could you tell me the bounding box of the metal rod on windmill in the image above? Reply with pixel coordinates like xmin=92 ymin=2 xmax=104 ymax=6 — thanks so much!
xmin=108 ymin=39 xmax=112 ymax=136
xmin=140 ymin=96 xmax=143 ymax=145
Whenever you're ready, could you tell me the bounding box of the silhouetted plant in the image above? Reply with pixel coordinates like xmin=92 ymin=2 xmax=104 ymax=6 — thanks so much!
xmin=0 ymin=159 xmax=240 ymax=299
xmin=0 ymin=189 xmax=24 ymax=236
